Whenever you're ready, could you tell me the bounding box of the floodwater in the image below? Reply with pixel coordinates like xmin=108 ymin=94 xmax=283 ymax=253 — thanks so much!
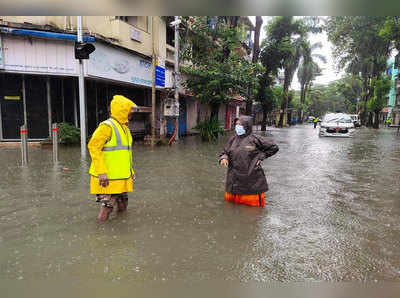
xmin=1 ymin=125 xmax=400 ymax=291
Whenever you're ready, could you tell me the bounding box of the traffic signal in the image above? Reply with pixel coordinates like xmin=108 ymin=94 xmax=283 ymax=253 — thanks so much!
xmin=74 ymin=42 xmax=95 ymax=60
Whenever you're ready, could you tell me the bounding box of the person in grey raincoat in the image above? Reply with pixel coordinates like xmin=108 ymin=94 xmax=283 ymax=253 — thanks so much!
xmin=219 ymin=116 xmax=279 ymax=207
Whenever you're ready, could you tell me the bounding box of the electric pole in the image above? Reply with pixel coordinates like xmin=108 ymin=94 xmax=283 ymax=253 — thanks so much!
xmin=151 ymin=17 xmax=156 ymax=148
xmin=77 ymin=16 xmax=86 ymax=158
xmin=174 ymin=16 xmax=180 ymax=141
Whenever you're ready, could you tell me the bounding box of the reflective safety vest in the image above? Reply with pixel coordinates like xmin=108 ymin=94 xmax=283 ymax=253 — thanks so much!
xmin=89 ymin=118 xmax=134 ymax=180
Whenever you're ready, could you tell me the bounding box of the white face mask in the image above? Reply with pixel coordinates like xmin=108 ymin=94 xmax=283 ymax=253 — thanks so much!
xmin=235 ymin=125 xmax=246 ymax=136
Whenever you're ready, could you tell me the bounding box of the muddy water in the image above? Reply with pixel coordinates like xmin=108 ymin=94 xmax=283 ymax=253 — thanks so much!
xmin=1 ymin=125 xmax=400 ymax=289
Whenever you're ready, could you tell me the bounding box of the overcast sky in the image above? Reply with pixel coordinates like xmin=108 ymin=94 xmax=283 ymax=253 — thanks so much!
xmin=249 ymin=16 xmax=344 ymax=90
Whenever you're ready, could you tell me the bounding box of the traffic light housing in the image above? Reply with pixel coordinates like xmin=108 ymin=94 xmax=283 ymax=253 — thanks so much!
xmin=74 ymin=42 xmax=95 ymax=60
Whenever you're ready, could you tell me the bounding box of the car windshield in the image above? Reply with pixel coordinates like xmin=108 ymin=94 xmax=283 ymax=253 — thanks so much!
xmin=323 ymin=114 xmax=352 ymax=123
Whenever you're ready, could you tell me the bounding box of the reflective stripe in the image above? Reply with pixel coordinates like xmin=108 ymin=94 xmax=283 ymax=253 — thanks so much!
xmin=108 ymin=120 xmax=122 ymax=146
xmin=102 ymin=119 xmax=129 ymax=151
xmin=103 ymin=145 xmax=130 ymax=151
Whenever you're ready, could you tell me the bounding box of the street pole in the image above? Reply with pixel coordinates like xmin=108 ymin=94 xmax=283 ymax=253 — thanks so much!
xmin=151 ymin=17 xmax=156 ymax=148
xmin=77 ymin=16 xmax=87 ymax=158
xmin=174 ymin=16 xmax=180 ymax=141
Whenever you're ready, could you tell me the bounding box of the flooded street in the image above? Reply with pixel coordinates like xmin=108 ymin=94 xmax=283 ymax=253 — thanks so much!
xmin=1 ymin=125 xmax=400 ymax=288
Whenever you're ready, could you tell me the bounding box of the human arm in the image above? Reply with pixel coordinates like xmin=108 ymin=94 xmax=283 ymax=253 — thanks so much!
xmin=218 ymin=136 xmax=234 ymax=166
xmin=87 ymin=124 xmax=112 ymax=186
xmin=253 ymin=135 xmax=279 ymax=162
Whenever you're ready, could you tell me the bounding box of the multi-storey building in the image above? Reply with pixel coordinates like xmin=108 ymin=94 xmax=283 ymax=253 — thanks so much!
xmin=0 ymin=16 xmax=175 ymax=141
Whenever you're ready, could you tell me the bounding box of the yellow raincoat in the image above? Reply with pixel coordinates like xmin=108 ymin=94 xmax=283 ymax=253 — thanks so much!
xmin=88 ymin=95 xmax=136 ymax=195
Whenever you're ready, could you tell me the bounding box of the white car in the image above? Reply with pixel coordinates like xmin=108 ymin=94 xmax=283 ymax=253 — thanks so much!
xmin=319 ymin=113 xmax=355 ymax=137
xmin=349 ymin=114 xmax=361 ymax=127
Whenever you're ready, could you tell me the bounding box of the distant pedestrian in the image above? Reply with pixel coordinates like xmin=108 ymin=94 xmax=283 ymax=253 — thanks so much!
xmin=386 ymin=118 xmax=392 ymax=127
xmin=313 ymin=117 xmax=319 ymax=128
xmin=219 ymin=116 xmax=279 ymax=207
xmin=88 ymin=95 xmax=137 ymax=221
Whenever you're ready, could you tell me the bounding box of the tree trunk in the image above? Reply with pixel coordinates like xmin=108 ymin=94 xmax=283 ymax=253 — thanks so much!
xmin=261 ymin=109 xmax=267 ymax=131
xmin=252 ymin=17 xmax=263 ymax=64
xmin=360 ymin=76 xmax=369 ymax=126
xmin=374 ymin=111 xmax=380 ymax=129
xmin=367 ymin=112 xmax=373 ymax=127
xmin=299 ymin=85 xmax=305 ymax=124
xmin=245 ymin=91 xmax=252 ymax=116
xmin=245 ymin=16 xmax=263 ymax=116
xmin=278 ymin=75 xmax=291 ymax=127
xmin=278 ymin=91 xmax=287 ymax=128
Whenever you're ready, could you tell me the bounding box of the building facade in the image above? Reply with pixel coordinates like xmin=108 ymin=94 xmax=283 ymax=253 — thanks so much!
xmin=0 ymin=16 xmax=256 ymax=141
xmin=0 ymin=16 xmax=174 ymax=141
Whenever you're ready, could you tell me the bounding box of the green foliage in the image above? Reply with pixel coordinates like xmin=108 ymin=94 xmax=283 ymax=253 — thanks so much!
xmin=379 ymin=17 xmax=400 ymax=52
xmin=326 ymin=16 xmax=390 ymax=75
xmin=305 ymin=82 xmax=351 ymax=117
xmin=180 ymin=17 xmax=263 ymax=111
xmin=194 ymin=118 xmax=226 ymax=142
xmin=58 ymin=122 xmax=80 ymax=144
xmin=257 ymin=16 xmax=318 ymax=126
xmin=367 ymin=76 xmax=391 ymax=112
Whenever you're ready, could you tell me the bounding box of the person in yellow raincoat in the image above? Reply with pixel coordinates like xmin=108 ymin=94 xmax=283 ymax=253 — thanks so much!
xmin=88 ymin=95 xmax=137 ymax=221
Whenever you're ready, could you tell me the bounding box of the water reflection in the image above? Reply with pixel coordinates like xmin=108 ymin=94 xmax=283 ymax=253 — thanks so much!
xmin=0 ymin=125 xmax=400 ymax=286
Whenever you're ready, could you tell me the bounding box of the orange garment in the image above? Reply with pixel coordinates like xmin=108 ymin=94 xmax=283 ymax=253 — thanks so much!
xmin=225 ymin=192 xmax=265 ymax=207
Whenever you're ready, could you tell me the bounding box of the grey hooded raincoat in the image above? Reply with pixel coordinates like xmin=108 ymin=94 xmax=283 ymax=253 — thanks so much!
xmin=219 ymin=116 xmax=279 ymax=194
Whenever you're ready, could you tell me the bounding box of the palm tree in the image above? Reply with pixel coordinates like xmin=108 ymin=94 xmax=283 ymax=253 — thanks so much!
xmin=297 ymin=41 xmax=326 ymax=123
xmin=278 ymin=37 xmax=308 ymax=127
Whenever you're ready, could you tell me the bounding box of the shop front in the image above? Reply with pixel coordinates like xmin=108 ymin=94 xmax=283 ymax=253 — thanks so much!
xmin=0 ymin=34 xmax=79 ymax=140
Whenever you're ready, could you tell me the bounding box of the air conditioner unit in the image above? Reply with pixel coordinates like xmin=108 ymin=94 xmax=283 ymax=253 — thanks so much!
xmin=164 ymin=98 xmax=179 ymax=117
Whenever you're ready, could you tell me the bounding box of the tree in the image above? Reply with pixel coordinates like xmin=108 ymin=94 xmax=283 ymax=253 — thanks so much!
xmin=367 ymin=75 xmax=391 ymax=128
xmin=326 ymin=16 xmax=391 ymax=126
xmin=297 ymin=41 xmax=326 ymax=123
xmin=246 ymin=16 xmax=263 ymax=115
xmin=279 ymin=37 xmax=308 ymax=127
xmin=336 ymin=75 xmax=363 ymax=114
xmin=380 ymin=17 xmax=400 ymax=54
xmin=180 ymin=17 xmax=263 ymax=122
xmin=256 ymin=17 xmax=304 ymax=129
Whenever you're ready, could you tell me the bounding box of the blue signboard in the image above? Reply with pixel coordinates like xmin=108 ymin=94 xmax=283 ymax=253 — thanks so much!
xmin=155 ymin=66 xmax=165 ymax=87
xmin=155 ymin=56 xmax=165 ymax=88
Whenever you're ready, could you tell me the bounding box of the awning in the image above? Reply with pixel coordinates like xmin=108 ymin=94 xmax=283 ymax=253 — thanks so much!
xmin=0 ymin=27 xmax=95 ymax=42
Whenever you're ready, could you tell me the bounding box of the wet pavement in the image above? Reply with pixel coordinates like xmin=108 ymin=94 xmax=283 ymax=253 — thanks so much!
xmin=1 ymin=124 xmax=400 ymax=287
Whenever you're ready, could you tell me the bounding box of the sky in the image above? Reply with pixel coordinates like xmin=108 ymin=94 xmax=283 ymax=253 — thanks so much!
xmin=250 ymin=16 xmax=344 ymax=90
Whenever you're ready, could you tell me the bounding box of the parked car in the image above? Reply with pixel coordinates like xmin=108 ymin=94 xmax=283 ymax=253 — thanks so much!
xmin=349 ymin=114 xmax=361 ymax=127
xmin=319 ymin=113 xmax=355 ymax=137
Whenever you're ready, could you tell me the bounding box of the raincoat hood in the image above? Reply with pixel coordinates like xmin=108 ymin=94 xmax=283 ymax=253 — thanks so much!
xmin=238 ymin=116 xmax=253 ymax=136
xmin=110 ymin=95 xmax=136 ymax=124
